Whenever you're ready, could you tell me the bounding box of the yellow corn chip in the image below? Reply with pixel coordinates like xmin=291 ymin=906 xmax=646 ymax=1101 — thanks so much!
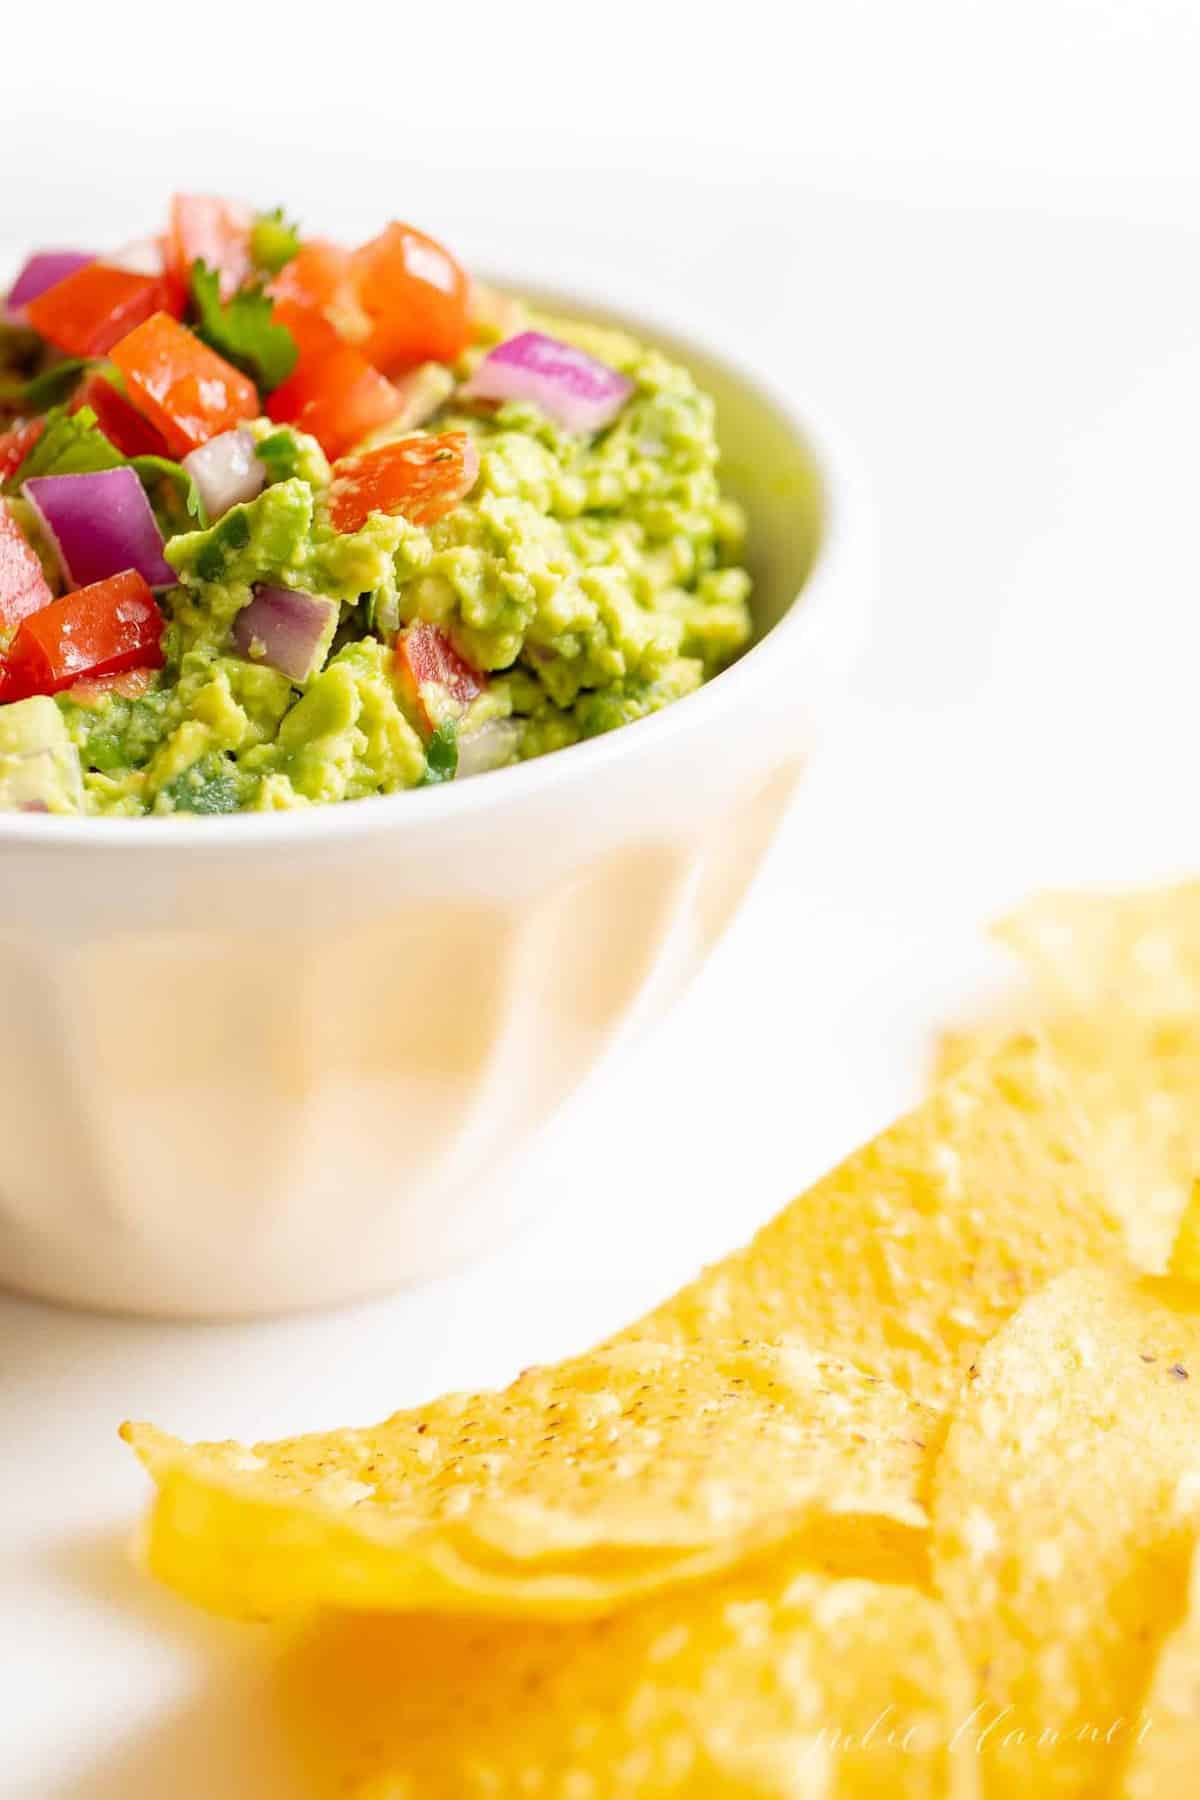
xmin=278 ymin=1552 xmax=980 ymax=1798
xmin=1122 ymin=1541 xmax=1200 ymax=1798
xmin=938 ymin=1017 xmax=1200 ymax=1273
xmin=632 ymin=1036 xmax=1126 ymax=1412
xmin=123 ymin=1038 xmax=1123 ymax=1622
xmin=996 ymin=882 xmax=1200 ymax=1018
xmin=1169 ymin=1178 xmax=1200 ymax=1283
xmin=937 ymin=883 xmax=1200 ymax=1271
xmin=931 ymin=1267 xmax=1200 ymax=1800
xmin=125 ymin=1340 xmax=932 ymax=1621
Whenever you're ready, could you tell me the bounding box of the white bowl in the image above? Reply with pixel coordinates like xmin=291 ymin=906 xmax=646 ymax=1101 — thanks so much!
xmin=0 ymin=284 xmax=870 ymax=1318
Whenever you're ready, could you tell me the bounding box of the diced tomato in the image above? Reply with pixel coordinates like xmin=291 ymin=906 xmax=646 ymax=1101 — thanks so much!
xmin=109 ymin=313 xmax=258 ymax=457
xmin=328 ymin=432 xmax=480 ymax=534
xmin=67 ymin=666 xmax=157 ymax=707
xmin=267 ymin=239 xmax=373 ymax=345
xmin=267 ymin=342 xmax=401 ymax=461
xmin=26 ymin=265 xmax=176 ymax=359
xmin=165 ymin=194 xmax=253 ymax=306
xmin=0 ymin=502 xmax=53 ymax=631
xmin=0 ymin=570 xmax=164 ymax=701
xmin=0 ymin=419 xmax=45 ymax=485
xmin=69 ymin=372 xmax=170 ymax=459
xmin=155 ymin=232 xmax=183 ymax=313
xmin=268 ymin=240 xmax=351 ymax=312
xmin=270 ymin=298 xmax=341 ymax=362
xmin=394 ymin=621 xmax=484 ymax=731
xmin=348 ymin=222 xmax=472 ymax=371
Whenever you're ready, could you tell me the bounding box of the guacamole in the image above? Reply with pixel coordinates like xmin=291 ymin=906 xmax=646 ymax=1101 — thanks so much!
xmin=0 ymin=202 xmax=751 ymax=816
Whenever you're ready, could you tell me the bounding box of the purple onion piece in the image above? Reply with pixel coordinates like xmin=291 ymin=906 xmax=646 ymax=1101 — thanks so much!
xmin=7 ymin=251 xmax=96 ymax=313
xmin=183 ymin=428 xmax=266 ymax=521
xmin=23 ymin=468 xmax=174 ymax=592
xmin=232 ymin=586 xmax=337 ymax=685
xmin=461 ymin=330 xmax=634 ymax=434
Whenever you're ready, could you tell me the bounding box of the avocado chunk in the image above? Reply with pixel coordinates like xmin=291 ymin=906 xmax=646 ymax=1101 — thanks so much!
xmin=0 ymin=696 xmax=84 ymax=814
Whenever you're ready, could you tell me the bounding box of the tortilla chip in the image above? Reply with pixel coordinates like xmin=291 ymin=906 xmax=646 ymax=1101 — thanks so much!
xmin=632 ymin=1036 xmax=1125 ymax=1412
xmin=931 ymin=1267 xmax=1200 ymax=1800
xmin=1122 ymin=1542 xmax=1200 ymax=1798
xmin=1169 ymin=1178 xmax=1200 ymax=1283
xmin=937 ymin=884 xmax=1200 ymax=1271
xmin=124 ymin=1342 xmax=932 ymax=1622
xmin=124 ymin=1038 xmax=1122 ymax=1622
xmin=279 ymin=1552 xmax=980 ymax=1798
xmin=938 ymin=1017 xmax=1200 ymax=1274
xmin=996 ymin=882 xmax=1200 ymax=1018
xmin=124 ymin=1039 xmax=1121 ymax=1621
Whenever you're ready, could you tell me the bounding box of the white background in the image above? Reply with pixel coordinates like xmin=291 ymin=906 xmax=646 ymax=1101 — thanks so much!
xmin=5 ymin=2 xmax=1200 ymax=1791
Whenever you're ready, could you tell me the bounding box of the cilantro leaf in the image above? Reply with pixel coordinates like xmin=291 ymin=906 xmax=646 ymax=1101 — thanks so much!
xmin=421 ymin=717 xmax=459 ymax=785
xmin=251 ymin=208 xmax=302 ymax=276
xmin=0 ymin=358 xmax=93 ymax=417
xmin=190 ymin=262 xmax=298 ymax=393
xmin=7 ymin=405 xmax=206 ymax=530
xmin=12 ymin=405 xmax=124 ymax=482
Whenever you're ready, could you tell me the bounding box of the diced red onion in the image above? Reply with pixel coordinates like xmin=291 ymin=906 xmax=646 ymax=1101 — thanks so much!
xmin=183 ymin=428 xmax=265 ymax=520
xmin=24 ymin=467 xmax=174 ymax=591
xmin=461 ymin=330 xmax=633 ymax=434
xmin=0 ymin=746 xmax=83 ymax=813
xmin=6 ymin=251 xmax=95 ymax=314
xmin=456 ymin=718 xmax=520 ymax=780
xmin=232 ymin=585 xmax=337 ymax=685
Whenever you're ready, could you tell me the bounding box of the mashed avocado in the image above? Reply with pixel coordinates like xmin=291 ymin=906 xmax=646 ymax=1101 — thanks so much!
xmin=3 ymin=300 xmax=751 ymax=816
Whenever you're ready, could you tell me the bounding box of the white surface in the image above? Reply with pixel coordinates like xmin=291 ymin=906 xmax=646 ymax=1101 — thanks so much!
xmin=7 ymin=1 xmax=1200 ymax=1789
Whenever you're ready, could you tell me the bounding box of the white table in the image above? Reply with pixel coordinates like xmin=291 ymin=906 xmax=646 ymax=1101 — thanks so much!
xmin=6 ymin=26 xmax=1200 ymax=1787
